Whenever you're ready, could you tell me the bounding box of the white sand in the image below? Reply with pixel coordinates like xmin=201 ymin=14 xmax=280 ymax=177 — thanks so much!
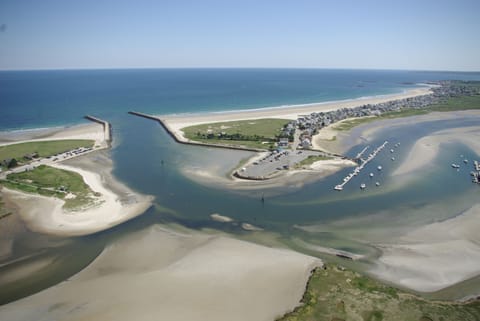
xmin=393 ymin=126 xmax=480 ymax=176
xmin=0 ymin=225 xmax=322 ymax=321
xmin=3 ymin=164 xmax=153 ymax=236
xmin=0 ymin=122 xmax=106 ymax=148
xmin=0 ymin=120 xmax=152 ymax=236
xmin=371 ymin=204 xmax=480 ymax=292
xmin=162 ymin=87 xmax=432 ymax=142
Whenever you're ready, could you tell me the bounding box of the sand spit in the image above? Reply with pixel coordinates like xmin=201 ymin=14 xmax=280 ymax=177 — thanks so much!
xmin=3 ymin=163 xmax=153 ymax=237
xmin=0 ymin=123 xmax=153 ymax=237
xmin=0 ymin=225 xmax=322 ymax=321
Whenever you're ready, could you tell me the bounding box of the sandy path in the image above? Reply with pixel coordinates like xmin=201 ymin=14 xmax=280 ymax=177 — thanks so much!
xmin=0 ymin=225 xmax=322 ymax=321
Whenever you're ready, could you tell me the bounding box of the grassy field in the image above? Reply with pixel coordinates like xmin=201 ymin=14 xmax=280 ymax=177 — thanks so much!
xmin=333 ymin=109 xmax=431 ymax=131
xmin=1 ymin=165 xmax=97 ymax=210
xmin=182 ymin=118 xmax=290 ymax=149
xmin=295 ymin=155 xmax=333 ymax=168
xmin=0 ymin=140 xmax=94 ymax=167
xmin=278 ymin=264 xmax=480 ymax=321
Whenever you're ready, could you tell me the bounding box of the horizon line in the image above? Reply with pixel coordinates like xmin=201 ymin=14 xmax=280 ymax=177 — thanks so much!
xmin=1 ymin=66 xmax=480 ymax=73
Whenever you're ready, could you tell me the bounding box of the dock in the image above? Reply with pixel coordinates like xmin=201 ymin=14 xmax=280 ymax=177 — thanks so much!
xmin=128 ymin=111 xmax=264 ymax=152
xmin=334 ymin=141 xmax=388 ymax=191
xmin=85 ymin=115 xmax=112 ymax=144
xmin=471 ymin=160 xmax=480 ymax=184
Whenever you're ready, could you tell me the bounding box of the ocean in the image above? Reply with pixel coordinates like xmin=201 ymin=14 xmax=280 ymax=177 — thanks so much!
xmin=1 ymin=68 xmax=480 ymax=131
xmin=1 ymin=69 xmax=480 ymax=303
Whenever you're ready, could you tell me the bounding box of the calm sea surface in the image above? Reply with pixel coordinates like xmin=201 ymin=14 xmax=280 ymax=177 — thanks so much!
xmin=1 ymin=69 xmax=480 ymax=303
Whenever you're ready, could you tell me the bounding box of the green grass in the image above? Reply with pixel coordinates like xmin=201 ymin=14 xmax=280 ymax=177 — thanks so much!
xmin=295 ymin=155 xmax=333 ymax=168
xmin=429 ymin=94 xmax=480 ymax=112
xmin=332 ymin=85 xmax=480 ymax=132
xmin=277 ymin=264 xmax=480 ymax=321
xmin=1 ymin=165 xmax=97 ymax=210
xmin=182 ymin=118 xmax=290 ymax=149
xmin=0 ymin=140 xmax=94 ymax=168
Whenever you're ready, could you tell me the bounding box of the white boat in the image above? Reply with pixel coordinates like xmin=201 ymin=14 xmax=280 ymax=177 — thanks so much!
xmin=391 ymin=157 xmax=395 ymax=161
xmin=464 ymin=159 xmax=469 ymax=164
xmin=377 ymin=165 xmax=382 ymax=171
xmin=375 ymin=182 xmax=380 ymax=186
xmin=360 ymin=183 xmax=366 ymax=189
xmin=369 ymin=173 xmax=374 ymax=178
xmin=451 ymin=164 xmax=460 ymax=169
xmin=334 ymin=185 xmax=343 ymax=191
xmin=390 ymin=149 xmax=394 ymax=153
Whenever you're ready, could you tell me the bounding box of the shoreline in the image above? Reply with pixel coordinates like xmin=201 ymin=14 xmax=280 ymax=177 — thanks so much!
xmin=160 ymin=86 xmax=432 ymax=140
xmin=0 ymin=121 xmax=154 ymax=237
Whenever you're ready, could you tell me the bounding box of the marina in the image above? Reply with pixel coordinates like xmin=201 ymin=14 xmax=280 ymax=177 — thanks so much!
xmin=334 ymin=141 xmax=388 ymax=191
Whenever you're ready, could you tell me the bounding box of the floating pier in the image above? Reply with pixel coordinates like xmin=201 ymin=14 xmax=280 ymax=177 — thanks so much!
xmin=471 ymin=160 xmax=480 ymax=184
xmin=334 ymin=141 xmax=388 ymax=191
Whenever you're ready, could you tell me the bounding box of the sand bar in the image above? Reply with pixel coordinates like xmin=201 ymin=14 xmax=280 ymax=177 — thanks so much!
xmin=0 ymin=225 xmax=322 ymax=321
xmin=371 ymin=204 xmax=480 ymax=292
xmin=393 ymin=126 xmax=480 ymax=176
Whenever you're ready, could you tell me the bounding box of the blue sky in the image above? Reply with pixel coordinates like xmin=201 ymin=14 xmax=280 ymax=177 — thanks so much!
xmin=0 ymin=0 xmax=479 ymax=71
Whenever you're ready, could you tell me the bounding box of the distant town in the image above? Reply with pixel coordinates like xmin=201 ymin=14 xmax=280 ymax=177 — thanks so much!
xmin=282 ymin=81 xmax=480 ymax=149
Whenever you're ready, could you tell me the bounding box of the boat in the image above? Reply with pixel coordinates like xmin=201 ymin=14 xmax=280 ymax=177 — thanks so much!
xmin=390 ymin=149 xmax=394 ymax=153
xmin=360 ymin=183 xmax=366 ymax=189
xmin=391 ymin=157 xmax=395 ymax=161
xmin=464 ymin=159 xmax=469 ymax=164
xmin=451 ymin=164 xmax=460 ymax=169
xmin=377 ymin=165 xmax=382 ymax=171
xmin=334 ymin=185 xmax=343 ymax=191
xmin=369 ymin=173 xmax=374 ymax=178
xmin=375 ymin=182 xmax=380 ymax=186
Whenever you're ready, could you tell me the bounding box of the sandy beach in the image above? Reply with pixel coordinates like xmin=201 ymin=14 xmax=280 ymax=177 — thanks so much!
xmin=161 ymin=87 xmax=432 ymax=143
xmin=3 ymin=163 xmax=153 ymax=236
xmin=0 ymin=122 xmax=153 ymax=236
xmin=0 ymin=225 xmax=322 ymax=321
xmin=0 ymin=122 xmax=107 ymax=148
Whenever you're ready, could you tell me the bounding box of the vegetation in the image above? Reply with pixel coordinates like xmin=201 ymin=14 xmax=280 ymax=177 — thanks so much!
xmin=1 ymin=165 xmax=97 ymax=210
xmin=295 ymin=155 xmax=333 ymax=168
xmin=277 ymin=264 xmax=480 ymax=321
xmin=182 ymin=118 xmax=290 ymax=149
xmin=333 ymin=83 xmax=480 ymax=132
xmin=0 ymin=140 xmax=94 ymax=168
xmin=429 ymin=95 xmax=480 ymax=112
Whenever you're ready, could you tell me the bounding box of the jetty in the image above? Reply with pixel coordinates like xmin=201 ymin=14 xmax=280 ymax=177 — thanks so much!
xmin=334 ymin=141 xmax=388 ymax=191
xmin=128 ymin=111 xmax=264 ymax=152
xmin=85 ymin=115 xmax=112 ymax=144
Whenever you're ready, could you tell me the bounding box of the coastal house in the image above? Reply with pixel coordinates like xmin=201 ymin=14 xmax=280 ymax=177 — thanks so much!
xmin=301 ymin=138 xmax=312 ymax=149
xmin=278 ymin=138 xmax=289 ymax=147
